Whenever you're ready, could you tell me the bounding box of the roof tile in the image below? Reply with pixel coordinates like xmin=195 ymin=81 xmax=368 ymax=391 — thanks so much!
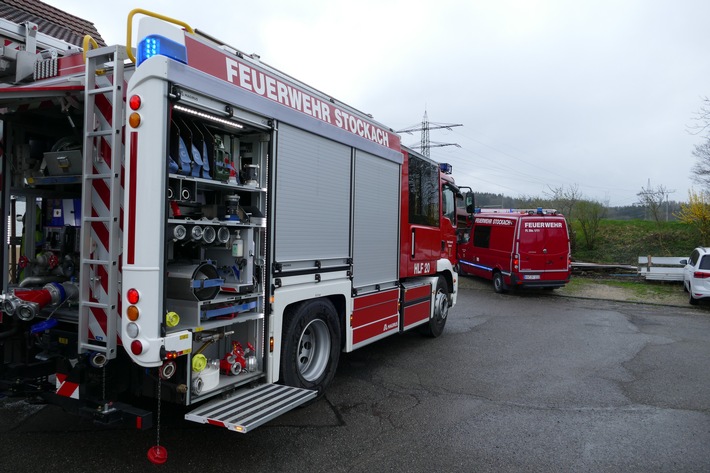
xmin=0 ymin=0 xmax=106 ymax=47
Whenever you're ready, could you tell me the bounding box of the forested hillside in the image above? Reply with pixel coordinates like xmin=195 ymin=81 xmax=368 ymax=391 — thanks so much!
xmin=472 ymin=192 xmax=683 ymax=221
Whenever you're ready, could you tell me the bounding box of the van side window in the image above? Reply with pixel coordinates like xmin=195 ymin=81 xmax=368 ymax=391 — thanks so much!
xmin=408 ymin=155 xmax=440 ymax=227
xmin=473 ymin=225 xmax=491 ymax=248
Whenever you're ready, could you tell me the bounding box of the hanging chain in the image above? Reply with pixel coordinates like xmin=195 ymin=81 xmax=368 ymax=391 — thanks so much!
xmin=102 ymin=364 xmax=106 ymax=403
xmin=156 ymin=377 xmax=162 ymax=448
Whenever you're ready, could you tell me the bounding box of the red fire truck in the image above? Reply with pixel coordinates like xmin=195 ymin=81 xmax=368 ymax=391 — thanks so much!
xmin=458 ymin=207 xmax=571 ymax=293
xmin=0 ymin=8 xmax=460 ymax=458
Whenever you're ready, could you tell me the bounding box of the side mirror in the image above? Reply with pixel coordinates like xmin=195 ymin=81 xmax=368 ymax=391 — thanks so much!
xmin=465 ymin=192 xmax=475 ymax=214
xmin=679 ymin=259 xmax=688 ymax=265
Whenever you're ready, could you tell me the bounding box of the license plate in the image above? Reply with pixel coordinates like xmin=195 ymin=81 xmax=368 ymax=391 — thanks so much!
xmin=523 ymin=274 xmax=540 ymax=280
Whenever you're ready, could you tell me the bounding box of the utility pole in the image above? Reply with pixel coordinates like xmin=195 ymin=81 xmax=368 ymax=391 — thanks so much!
xmin=637 ymin=179 xmax=675 ymax=222
xmin=397 ymin=110 xmax=462 ymax=157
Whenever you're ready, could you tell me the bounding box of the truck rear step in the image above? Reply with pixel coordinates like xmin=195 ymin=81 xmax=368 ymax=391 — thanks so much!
xmin=185 ymin=384 xmax=317 ymax=432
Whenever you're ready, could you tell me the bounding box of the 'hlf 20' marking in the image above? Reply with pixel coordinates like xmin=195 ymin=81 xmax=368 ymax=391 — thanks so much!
xmin=413 ymin=262 xmax=431 ymax=274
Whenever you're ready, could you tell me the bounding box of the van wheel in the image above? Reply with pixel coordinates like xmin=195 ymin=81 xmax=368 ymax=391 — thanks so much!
xmin=420 ymin=277 xmax=449 ymax=338
xmin=280 ymin=299 xmax=340 ymax=399
xmin=493 ymin=272 xmax=507 ymax=294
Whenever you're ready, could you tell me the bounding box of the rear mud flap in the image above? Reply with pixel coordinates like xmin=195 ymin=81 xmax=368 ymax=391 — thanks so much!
xmin=185 ymin=383 xmax=317 ymax=433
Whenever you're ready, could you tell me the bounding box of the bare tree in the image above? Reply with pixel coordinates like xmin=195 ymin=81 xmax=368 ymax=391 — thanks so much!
xmin=637 ymin=184 xmax=672 ymax=224
xmin=691 ymin=140 xmax=710 ymax=189
xmin=688 ymin=96 xmax=710 ymax=137
xmin=543 ymin=184 xmax=582 ymax=251
xmin=543 ymin=184 xmax=581 ymax=220
xmin=689 ymin=97 xmax=710 ymax=190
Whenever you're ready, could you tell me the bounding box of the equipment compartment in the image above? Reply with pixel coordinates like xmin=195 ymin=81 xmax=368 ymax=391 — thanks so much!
xmin=186 ymin=319 xmax=264 ymax=403
xmin=162 ymin=107 xmax=269 ymax=404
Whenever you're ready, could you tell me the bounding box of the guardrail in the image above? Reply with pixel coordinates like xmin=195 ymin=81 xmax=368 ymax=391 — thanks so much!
xmin=571 ymin=262 xmax=637 ymax=272
xmin=637 ymin=256 xmax=685 ymax=281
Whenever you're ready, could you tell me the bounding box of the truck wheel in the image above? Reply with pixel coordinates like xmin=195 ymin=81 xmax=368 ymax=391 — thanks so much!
xmin=280 ymin=299 xmax=340 ymax=398
xmin=493 ymin=271 xmax=507 ymax=294
xmin=420 ymin=277 xmax=449 ymax=338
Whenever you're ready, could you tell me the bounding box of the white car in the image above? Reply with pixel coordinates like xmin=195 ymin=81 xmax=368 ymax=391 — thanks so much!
xmin=681 ymin=247 xmax=710 ymax=305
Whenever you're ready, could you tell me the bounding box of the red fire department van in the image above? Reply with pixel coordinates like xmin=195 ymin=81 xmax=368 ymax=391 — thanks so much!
xmin=458 ymin=208 xmax=571 ymax=293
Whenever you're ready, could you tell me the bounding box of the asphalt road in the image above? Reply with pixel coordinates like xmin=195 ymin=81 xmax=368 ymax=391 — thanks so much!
xmin=1 ymin=281 xmax=709 ymax=472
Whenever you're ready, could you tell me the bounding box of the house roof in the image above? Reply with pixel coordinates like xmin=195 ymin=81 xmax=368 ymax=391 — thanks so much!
xmin=0 ymin=0 xmax=106 ymax=48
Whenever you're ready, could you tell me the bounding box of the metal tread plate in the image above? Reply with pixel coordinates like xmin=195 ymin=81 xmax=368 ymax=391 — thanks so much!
xmin=185 ymin=383 xmax=317 ymax=432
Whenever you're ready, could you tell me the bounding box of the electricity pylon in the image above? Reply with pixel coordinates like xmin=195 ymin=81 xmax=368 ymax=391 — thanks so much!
xmin=397 ymin=110 xmax=462 ymax=157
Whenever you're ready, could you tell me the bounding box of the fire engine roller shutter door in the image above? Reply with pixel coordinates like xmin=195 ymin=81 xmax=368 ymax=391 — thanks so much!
xmin=353 ymin=150 xmax=400 ymax=290
xmin=275 ymin=123 xmax=351 ymax=263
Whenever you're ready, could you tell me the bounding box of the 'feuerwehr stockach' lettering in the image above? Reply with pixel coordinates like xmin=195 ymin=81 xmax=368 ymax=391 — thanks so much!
xmin=225 ymin=58 xmax=390 ymax=148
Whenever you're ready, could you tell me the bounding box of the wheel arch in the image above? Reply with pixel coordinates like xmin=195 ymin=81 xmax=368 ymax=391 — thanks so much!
xmin=282 ymin=293 xmax=347 ymax=351
xmin=438 ymin=270 xmax=456 ymax=307
xmin=269 ymin=280 xmax=351 ymax=384
xmin=435 ymin=258 xmax=458 ymax=305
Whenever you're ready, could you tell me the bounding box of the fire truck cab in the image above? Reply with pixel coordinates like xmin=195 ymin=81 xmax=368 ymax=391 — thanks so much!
xmin=0 ymin=9 xmax=459 ymax=436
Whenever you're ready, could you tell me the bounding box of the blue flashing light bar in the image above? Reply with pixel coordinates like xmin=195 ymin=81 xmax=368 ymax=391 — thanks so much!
xmin=137 ymin=35 xmax=188 ymax=66
xmin=439 ymin=163 xmax=453 ymax=174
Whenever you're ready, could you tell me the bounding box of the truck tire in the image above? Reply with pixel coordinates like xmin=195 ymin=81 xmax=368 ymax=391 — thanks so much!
xmin=493 ymin=271 xmax=507 ymax=294
xmin=420 ymin=277 xmax=449 ymax=338
xmin=280 ymin=299 xmax=340 ymax=399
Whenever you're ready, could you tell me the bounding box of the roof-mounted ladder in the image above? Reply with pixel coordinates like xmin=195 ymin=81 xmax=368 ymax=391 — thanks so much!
xmin=77 ymin=46 xmax=128 ymax=361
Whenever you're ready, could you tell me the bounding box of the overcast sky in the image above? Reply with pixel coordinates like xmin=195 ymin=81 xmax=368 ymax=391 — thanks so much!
xmin=47 ymin=0 xmax=710 ymax=206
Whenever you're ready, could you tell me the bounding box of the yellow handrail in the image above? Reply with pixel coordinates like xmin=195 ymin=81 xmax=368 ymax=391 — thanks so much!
xmin=125 ymin=8 xmax=195 ymax=64
xmin=82 ymin=34 xmax=99 ymax=62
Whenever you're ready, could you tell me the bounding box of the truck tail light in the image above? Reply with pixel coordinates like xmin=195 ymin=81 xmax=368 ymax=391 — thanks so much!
xmin=126 ymin=322 xmax=140 ymax=338
xmin=127 ymin=288 xmax=140 ymax=304
xmin=131 ymin=340 xmax=144 ymax=355
xmin=127 ymin=305 xmax=140 ymax=321
xmin=129 ymin=95 xmax=142 ymax=110
xmin=128 ymin=93 xmax=142 ymax=130
xmin=126 ymin=288 xmax=140 ymax=324
xmin=129 ymin=112 xmax=141 ymax=128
